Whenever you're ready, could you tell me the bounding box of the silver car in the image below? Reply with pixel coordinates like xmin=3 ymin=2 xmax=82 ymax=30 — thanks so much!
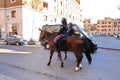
xmin=4 ymin=35 xmax=28 ymax=45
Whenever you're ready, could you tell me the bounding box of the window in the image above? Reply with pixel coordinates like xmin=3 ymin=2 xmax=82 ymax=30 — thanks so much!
xmin=54 ymin=7 xmax=56 ymax=12
xmin=108 ymin=22 xmax=111 ymax=24
xmin=73 ymin=16 xmax=74 ymax=20
xmin=11 ymin=10 xmax=16 ymax=18
xmin=114 ymin=22 xmax=117 ymax=25
xmin=54 ymin=18 xmax=56 ymax=23
xmin=44 ymin=15 xmax=47 ymax=21
xmin=118 ymin=21 xmax=120 ymax=24
xmin=97 ymin=22 xmax=100 ymax=24
xmin=69 ymin=15 xmax=71 ymax=18
xmin=61 ymin=1 xmax=62 ymax=6
xmin=11 ymin=0 xmax=16 ymax=3
xmin=43 ymin=2 xmax=48 ymax=9
xmin=60 ymin=10 xmax=62 ymax=15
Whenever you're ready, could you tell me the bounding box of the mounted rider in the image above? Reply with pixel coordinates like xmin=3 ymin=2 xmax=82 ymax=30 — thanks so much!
xmin=67 ymin=22 xmax=75 ymax=36
xmin=54 ymin=17 xmax=68 ymax=48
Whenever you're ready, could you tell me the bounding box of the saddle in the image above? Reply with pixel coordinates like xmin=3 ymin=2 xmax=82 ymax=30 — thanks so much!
xmin=55 ymin=36 xmax=68 ymax=51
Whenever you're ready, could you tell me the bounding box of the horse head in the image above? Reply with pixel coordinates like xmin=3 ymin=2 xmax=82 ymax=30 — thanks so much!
xmin=39 ymin=30 xmax=46 ymax=41
xmin=39 ymin=29 xmax=55 ymax=41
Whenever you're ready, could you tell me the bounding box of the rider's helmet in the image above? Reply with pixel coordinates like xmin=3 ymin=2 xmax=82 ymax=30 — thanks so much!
xmin=61 ymin=17 xmax=67 ymax=28
xmin=61 ymin=17 xmax=67 ymax=23
xmin=68 ymin=22 xmax=73 ymax=27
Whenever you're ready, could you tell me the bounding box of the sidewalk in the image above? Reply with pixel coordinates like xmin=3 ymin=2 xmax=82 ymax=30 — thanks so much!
xmin=0 ymin=74 xmax=17 ymax=80
xmin=94 ymin=36 xmax=120 ymax=50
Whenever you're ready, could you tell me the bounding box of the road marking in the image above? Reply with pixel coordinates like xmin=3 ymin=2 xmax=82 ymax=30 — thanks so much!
xmin=0 ymin=49 xmax=32 ymax=54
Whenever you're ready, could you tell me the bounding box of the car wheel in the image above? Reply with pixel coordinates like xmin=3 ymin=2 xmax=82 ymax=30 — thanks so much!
xmin=4 ymin=42 xmax=8 ymax=45
xmin=45 ymin=44 xmax=49 ymax=50
xmin=20 ymin=43 xmax=24 ymax=46
xmin=16 ymin=42 xmax=19 ymax=46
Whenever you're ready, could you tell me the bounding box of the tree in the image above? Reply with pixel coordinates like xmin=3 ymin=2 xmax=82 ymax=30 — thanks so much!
xmin=31 ymin=0 xmax=43 ymax=10
xmin=23 ymin=0 xmax=43 ymax=10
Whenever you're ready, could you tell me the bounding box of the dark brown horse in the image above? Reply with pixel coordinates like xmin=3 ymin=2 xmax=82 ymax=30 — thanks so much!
xmin=39 ymin=29 xmax=94 ymax=71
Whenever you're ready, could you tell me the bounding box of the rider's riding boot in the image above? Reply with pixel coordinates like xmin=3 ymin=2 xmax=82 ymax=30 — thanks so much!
xmin=54 ymin=42 xmax=57 ymax=50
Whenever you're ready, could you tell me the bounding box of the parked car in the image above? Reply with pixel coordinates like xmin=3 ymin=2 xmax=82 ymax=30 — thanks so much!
xmin=40 ymin=24 xmax=97 ymax=51
xmin=4 ymin=35 xmax=28 ymax=46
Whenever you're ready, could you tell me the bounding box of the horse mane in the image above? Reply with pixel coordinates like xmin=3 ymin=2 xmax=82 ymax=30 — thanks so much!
xmin=43 ymin=30 xmax=57 ymax=42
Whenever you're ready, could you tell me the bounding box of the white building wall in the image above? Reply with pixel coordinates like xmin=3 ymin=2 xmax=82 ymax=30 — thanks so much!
xmin=42 ymin=0 xmax=82 ymax=24
xmin=0 ymin=9 xmax=6 ymax=38
xmin=22 ymin=7 xmax=44 ymax=40
xmin=22 ymin=6 xmax=59 ymax=41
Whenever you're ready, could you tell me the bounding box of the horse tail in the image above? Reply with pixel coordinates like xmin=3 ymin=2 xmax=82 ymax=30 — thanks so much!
xmin=82 ymin=37 xmax=91 ymax=54
xmin=83 ymin=37 xmax=96 ymax=54
xmin=82 ymin=37 xmax=94 ymax=64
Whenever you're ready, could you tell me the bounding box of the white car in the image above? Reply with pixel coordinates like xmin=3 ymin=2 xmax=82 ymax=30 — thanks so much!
xmin=41 ymin=24 xmax=98 ymax=52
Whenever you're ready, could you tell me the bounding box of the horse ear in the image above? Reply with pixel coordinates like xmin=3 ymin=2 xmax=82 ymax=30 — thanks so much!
xmin=38 ymin=28 xmax=42 ymax=31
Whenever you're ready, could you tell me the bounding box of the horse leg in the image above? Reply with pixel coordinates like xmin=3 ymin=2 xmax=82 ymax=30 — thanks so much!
xmin=47 ymin=48 xmax=54 ymax=66
xmin=57 ymin=51 xmax=64 ymax=67
xmin=74 ymin=52 xmax=83 ymax=72
xmin=64 ymin=51 xmax=67 ymax=60
xmin=79 ymin=63 xmax=82 ymax=69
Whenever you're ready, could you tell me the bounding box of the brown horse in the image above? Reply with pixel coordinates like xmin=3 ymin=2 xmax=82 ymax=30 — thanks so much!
xmin=39 ymin=29 xmax=94 ymax=71
xmin=39 ymin=30 xmax=68 ymax=60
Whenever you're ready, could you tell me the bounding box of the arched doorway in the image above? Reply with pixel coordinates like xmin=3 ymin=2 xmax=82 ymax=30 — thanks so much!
xmin=12 ymin=26 xmax=17 ymax=35
xmin=10 ymin=23 xmax=19 ymax=35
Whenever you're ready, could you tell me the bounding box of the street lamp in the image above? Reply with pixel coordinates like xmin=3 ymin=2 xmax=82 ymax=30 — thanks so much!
xmin=4 ymin=0 xmax=8 ymax=38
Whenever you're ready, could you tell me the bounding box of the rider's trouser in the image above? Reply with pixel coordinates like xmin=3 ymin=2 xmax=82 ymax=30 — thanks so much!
xmin=54 ymin=34 xmax=62 ymax=43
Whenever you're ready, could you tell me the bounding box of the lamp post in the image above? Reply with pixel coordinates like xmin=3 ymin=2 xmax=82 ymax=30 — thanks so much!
xmin=4 ymin=0 xmax=8 ymax=38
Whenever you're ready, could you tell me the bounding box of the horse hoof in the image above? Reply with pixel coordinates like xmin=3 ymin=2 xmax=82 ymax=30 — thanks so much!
xmin=47 ymin=62 xmax=50 ymax=66
xmin=74 ymin=67 xmax=79 ymax=72
xmin=61 ymin=63 xmax=64 ymax=68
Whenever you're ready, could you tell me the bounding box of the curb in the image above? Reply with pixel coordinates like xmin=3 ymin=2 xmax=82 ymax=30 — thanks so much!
xmin=98 ymin=47 xmax=120 ymax=51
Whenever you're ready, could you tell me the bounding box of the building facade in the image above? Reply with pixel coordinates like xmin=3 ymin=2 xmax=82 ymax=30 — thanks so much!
xmin=83 ymin=19 xmax=97 ymax=35
xmin=83 ymin=17 xmax=120 ymax=36
xmin=97 ymin=17 xmax=120 ymax=35
xmin=0 ymin=0 xmax=82 ymax=40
